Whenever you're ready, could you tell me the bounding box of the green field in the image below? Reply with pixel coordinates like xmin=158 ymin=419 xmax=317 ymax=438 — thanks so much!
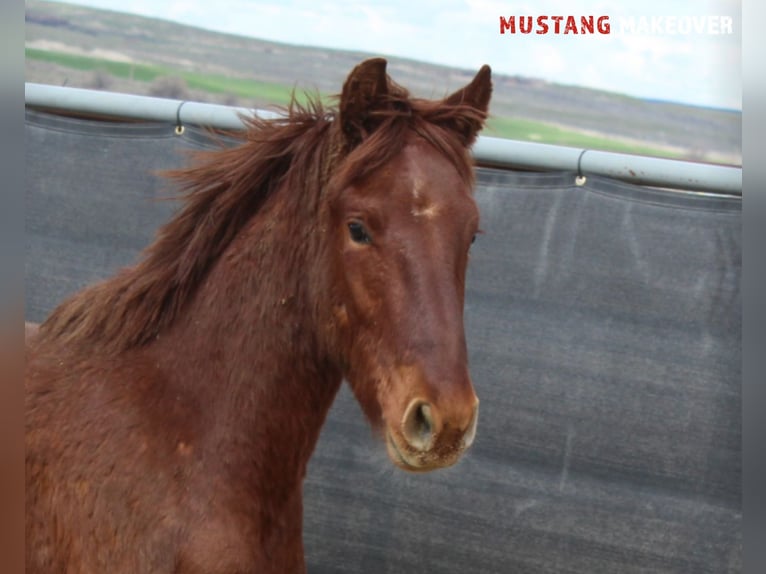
xmin=484 ymin=116 xmax=683 ymax=158
xmin=26 ymin=48 xmax=304 ymax=105
xmin=26 ymin=47 xmax=682 ymax=158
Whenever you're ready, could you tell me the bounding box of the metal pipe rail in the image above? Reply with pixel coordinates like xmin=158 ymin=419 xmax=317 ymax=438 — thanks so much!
xmin=25 ymin=82 xmax=742 ymax=196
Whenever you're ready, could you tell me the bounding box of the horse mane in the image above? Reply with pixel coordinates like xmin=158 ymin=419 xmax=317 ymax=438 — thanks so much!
xmin=39 ymin=78 xmax=486 ymax=352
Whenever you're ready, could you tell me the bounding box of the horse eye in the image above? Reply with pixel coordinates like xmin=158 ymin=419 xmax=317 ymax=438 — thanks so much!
xmin=348 ymin=221 xmax=371 ymax=244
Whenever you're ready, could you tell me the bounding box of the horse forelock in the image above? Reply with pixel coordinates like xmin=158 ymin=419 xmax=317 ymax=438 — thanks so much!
xmin=331 ymin=79 xmax=481 ymax=192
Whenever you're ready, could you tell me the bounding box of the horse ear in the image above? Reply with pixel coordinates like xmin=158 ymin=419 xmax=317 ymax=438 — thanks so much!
xmin=443 ymin=64 xmax=493 ymax=146
xmin=339 ymin=58 xmax=390 ymax=146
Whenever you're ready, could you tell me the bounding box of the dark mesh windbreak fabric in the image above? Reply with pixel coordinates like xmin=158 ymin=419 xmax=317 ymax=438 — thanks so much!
xmin=25 ymin=109 xmax=741 ymax=573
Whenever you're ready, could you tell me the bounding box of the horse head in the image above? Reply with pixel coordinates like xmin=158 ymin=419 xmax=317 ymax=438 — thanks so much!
xmin=326 ymin=58 xmax=492 ymax=471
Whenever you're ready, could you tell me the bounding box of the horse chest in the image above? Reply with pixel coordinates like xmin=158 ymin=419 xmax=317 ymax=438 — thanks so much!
xmin=175 ymin=510 xmax=306 ymax=574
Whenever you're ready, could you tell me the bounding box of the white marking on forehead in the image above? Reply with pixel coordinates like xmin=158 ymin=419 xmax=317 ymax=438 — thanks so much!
xmin=411 ymin=177 xmax=423 ymax=201
xmin=410 ymin=176 xmax=439 ymax=219
xmin=412 ymin=203 xmax=439 ymax=219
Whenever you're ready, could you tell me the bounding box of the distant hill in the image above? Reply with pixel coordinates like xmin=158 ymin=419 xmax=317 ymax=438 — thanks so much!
xmin=25 ymin=0 xmax=741 ymax=165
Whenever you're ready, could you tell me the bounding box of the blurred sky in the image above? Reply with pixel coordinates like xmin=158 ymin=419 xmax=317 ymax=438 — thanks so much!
xmin=54 ymin=0 xmax=741 ymax=110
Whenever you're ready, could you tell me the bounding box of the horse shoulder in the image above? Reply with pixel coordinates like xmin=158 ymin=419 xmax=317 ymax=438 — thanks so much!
xmin=25 ymin=347 xmax=189 ymax=571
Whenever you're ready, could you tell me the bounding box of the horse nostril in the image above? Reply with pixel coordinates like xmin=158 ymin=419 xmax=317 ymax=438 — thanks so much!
xmin=415 ymin=403 xmax=432 ymax=436
xmin=402 ymin=400 xmax=436 ymax=451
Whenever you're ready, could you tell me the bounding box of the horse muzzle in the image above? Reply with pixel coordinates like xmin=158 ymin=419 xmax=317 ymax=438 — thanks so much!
xmin=385 ymin=397 xmax=479 ymax=472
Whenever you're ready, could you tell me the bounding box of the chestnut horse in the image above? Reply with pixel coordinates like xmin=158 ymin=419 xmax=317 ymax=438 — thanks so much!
xmin=26 ymin=58 xmax=492 ymax=573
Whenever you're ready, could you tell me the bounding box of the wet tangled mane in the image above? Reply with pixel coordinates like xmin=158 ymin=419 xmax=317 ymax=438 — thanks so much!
xmin=39 ymin=77 xmax=487 ymax=353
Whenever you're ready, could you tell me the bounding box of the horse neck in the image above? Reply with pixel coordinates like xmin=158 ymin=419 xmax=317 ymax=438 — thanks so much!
xmin=148 ymin=181 xmax=343 ymax=497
